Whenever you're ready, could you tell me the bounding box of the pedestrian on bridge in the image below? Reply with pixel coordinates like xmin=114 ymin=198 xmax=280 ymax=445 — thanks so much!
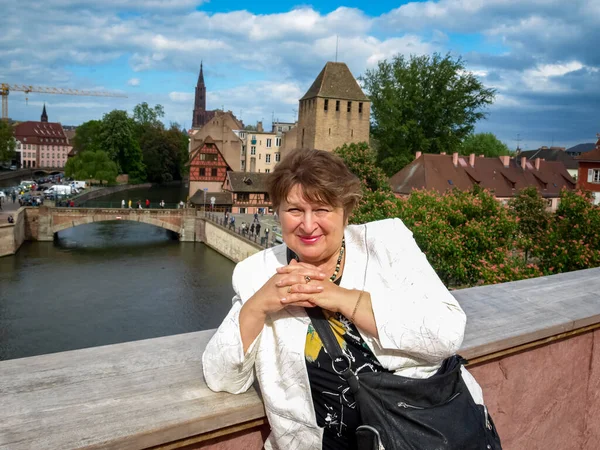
xmin=11 ymin=191 xmax=17 ymax=203
xmin=255 ymin=222 xmax=261 ymax=237
xmin=250 ymin=223 xmax=255 ymax=236
xmin=145 ymin=199 xmax=150 ymax=209
xmin=121 ymin=199 xmax=125 ymax=208
xmin=160 ymin=200 xmax=165 ymax=209
xmin=128 ymin=199 xmax=132 ymax=209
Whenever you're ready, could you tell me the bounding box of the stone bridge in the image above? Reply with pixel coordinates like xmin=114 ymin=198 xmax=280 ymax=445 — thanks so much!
xmin=33 ymin=206 xmax=198 ymax=242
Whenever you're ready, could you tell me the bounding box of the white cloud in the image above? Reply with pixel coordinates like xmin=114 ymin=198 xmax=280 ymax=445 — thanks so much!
xmin=169 ymin=92 xmax=194 ymax=102
xmin=127 ymin=78 xmax=140 ymax=86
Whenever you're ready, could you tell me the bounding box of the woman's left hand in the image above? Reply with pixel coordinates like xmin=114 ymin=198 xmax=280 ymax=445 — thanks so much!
xmin=276 ymin=260 xmax=356 ymax=312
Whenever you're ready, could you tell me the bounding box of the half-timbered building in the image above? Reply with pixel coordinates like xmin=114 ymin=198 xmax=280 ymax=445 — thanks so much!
xmin=223 ymin=172 xmax=272 ymax=214
xmin=188 ymin=136 xmax=232 ymax=195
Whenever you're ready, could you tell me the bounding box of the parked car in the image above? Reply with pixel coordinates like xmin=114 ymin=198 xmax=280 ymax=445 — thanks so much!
xmin=9 ymin=165 xmax=17 ymax=171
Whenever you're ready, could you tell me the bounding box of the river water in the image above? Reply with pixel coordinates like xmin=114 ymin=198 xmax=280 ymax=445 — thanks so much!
xmin=0 ymin=183 xmax=236 ymax=361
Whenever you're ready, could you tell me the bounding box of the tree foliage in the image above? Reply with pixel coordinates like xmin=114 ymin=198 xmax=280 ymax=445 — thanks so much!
xmin=132 ymin=102 xmax=164 ymax=126
xmin=460 ymin=133 xmax=512 ymax=157
xmin=65 ymin=150 xmax=118 ymax=185
xmin=334 ymin=142 xmax=401 ymax=224
xmin=100 ymin=110 xmax=146 ymax=183
xmin=0 ymin=121 xmax=16 ymax=163
xmin=72 ymin=120 xmax=103 ymax=154
xmin=532 ymin=190 xmax=600 ymax=274
xmin=508 ymin=187 xmax=550 ymax=261
xmin=362 ymin=53 xmax=496 ymax=176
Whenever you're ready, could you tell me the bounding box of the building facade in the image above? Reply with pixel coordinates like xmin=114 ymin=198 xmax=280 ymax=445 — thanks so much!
xmin=576 ymin=137 xmax=600 ymax=204
xmin=296 ymin=62 xmax=370 ymax=151
xmin=236 ymin=130 xmax=282 ymax=173
xmin=14 ymin=107 xmax=72 ymax=169
xmin=191 ymin=62 xmax=217 ymax=129
xmin=223 ymin=172 xmax=272 ymax=214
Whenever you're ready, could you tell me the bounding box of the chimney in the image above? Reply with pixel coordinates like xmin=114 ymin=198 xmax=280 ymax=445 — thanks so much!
xmin=452 ymin=152 xmax=459 ymax=167
xmin=415 ymin=151 xmax=422 ymax=159
xmin=469 ymin=153 xmax=475 ymax=167
xmin=535 ymin=158 xmax=541 ymax=171
xmin=257 ymin=121 xmax=264 ymax=133
xmin=499 ymin=155 xmax=510 ymax=167
xmin=520 ymin=156 xmax=527 ymax=169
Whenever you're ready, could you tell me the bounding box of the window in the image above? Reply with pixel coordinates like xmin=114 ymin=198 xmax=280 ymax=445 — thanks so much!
xmin=265 ymin=169 xmax=270 ymax=173
xmin=199 ymin=168 xmax=206 ymax=176
xmin=591 ymin=169 xmax=600 ymax=183
xmin=266 ymin=154 xmax=271 ymax=163
xmin=211 ymin=168 xmax=218 ymax=177
xmin=251 ymin=146 xmax=256 ymax=155
xmin=347 ymin=101 xmax=352 ymax=112
xmin=259 ymin=154 xmax=261 ymax=160
xmin=266 ymin=138 xmax=272 ymax=148
xmin=324 ymin=99 xmax=328 ymax=111
xmin=276 ymin=137 xmax=281 ymax=147
xmin=200 ymin=153 xmax=217 ymax=161
xmin=278 ymin=126 xmax=282 ymax=132
xmin=359 ymin=102 xmax=363 ymax=113
xmin=275 ymin=152 xmax=281 ymax=162
xmin=241 ymin=145 xmax=246 ymax=156
xmin=238 ymin=193 xmax=249 ymax=202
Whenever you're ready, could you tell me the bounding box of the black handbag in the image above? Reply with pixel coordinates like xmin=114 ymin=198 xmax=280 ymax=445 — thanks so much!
xmin=306 ymin=307 xmax=503 ymax=450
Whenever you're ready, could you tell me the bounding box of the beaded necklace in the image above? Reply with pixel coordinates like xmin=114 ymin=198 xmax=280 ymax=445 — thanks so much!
xmin=329 ymin=238 xmax=345 ymax=282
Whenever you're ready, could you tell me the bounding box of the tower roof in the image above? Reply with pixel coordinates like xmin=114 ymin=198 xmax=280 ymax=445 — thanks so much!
xmin=41 ymin=103 xmax=48 ymax=122
xmin=300 ymin=62 xmax=369 ymax=102
xmin=197 ymin=61 xmax=205 ymax=86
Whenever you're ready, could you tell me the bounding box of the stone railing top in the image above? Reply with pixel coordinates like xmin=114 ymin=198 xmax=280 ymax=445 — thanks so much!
xmin=1 ymin=267 xmax=600 ymax=449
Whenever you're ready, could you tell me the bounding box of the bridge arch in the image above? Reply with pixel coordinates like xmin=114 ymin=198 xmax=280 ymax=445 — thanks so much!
xmin=48 ymin=208 xmax=187 ymax=238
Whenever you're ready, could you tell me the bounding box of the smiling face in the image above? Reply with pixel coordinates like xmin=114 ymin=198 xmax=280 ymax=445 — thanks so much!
xmin=279 ymin=184 xmax=346 ymax=269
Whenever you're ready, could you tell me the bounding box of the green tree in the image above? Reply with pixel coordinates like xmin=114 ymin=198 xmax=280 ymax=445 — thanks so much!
xmin=533 ymin=190 xmax=600 ymax=274
xmin=132 ymin=102 xmax=164 ymax=126
xmin=508 ymin=187 xmax=550 ymax=261
xmin=65 ymin=150 xmax=118 ymax=185
xmin=334 ymin=142 xmax=401 ymax=223
xmin=0 ymin=121 xmax=16 ymax=163
xmin=72 ymin=120 xmax=103 ymax=154
xmin=244 ymin=124 xmax=257 ymax=131
xmin=460 ymin=133 xmax=512 ymax=157
xmin=362 ymin=53 xmax=496 ymax=176
xmin=100 ymin=110 xmax=146 ymax=183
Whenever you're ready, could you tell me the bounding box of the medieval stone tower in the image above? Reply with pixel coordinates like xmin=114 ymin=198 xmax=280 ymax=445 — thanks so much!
xmin=296 ymin=62 xmax=370 ymax=151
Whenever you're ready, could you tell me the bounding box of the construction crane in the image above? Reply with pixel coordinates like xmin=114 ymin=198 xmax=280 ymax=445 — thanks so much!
xmin=1 ymin=83 xmax=128 ymax=120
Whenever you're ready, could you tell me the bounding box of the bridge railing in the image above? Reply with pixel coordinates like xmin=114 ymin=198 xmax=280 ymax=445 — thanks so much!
xmin=205 ymin=212 xmax=278 ymax=249
xmin=71 ymin=201 xmax=183 ymax=210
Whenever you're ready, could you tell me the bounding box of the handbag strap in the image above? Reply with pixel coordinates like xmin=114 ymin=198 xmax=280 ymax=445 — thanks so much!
xmin=305 ymin=307 xmax=360 ymax=393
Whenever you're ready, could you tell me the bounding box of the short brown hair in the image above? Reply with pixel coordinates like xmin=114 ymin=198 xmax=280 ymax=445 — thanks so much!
xmin=267 ymin=148 xmax=362 ymax=217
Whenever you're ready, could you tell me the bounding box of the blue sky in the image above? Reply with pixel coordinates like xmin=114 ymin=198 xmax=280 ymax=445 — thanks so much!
xmin=2 ymin=0 xmax=600 ymax=150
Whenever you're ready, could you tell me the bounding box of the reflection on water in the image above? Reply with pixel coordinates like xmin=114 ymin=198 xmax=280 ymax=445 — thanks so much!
xmin=0 ymin=221 xmax=235 ymax=361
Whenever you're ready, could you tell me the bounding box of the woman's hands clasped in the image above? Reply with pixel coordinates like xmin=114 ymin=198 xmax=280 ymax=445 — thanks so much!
xmin=275 ymin=260 xmax=352 ymax=313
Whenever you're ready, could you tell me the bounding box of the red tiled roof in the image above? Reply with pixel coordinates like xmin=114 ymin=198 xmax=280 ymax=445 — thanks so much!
xmin=576 ymin=139 xmax=600 ymax=162
xmin=14 ymin=121 xmax=69 ymax=146
xmin=389 ymin=154 xmax=576 ymax=198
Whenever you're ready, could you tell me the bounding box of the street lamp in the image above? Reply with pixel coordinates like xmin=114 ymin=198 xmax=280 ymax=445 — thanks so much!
xmin=203 ymin=188 xmax=208 ymax=216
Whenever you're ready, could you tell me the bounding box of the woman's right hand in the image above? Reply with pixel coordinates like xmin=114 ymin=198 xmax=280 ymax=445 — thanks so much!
xmin=246 ymin=261 xmax=327 ymax=316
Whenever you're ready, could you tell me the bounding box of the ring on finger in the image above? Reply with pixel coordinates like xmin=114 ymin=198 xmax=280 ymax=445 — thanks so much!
xmin=304 ymin=275 xmax=311 ymax=284
xmin=287 ymin=286 xmax=292 ymax=294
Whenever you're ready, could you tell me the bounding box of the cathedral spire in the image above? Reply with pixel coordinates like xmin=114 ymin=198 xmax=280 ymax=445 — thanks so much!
xmin=198 ymin=61 xmax=205 ymax=86
xmin=41 ymin=103 xmax=48 ymax=122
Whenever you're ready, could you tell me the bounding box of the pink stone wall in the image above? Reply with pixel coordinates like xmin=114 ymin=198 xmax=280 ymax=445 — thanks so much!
xmin=469 ymin=329 xmax=599 ymax=450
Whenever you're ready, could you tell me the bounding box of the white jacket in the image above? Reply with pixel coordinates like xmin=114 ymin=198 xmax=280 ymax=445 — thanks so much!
xmin=202 ymin=218 xmax=484 ymax=449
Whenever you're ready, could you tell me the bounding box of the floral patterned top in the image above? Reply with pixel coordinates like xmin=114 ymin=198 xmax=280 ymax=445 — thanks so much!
xmin=304 ymin=279 xmax=386 ymax=450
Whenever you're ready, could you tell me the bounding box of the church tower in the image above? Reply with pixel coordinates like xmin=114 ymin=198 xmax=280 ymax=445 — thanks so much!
xmin=192 ymin=62 xmax=207 ymax=128
xmin=41 ymin=104 xmax=48 ymax=122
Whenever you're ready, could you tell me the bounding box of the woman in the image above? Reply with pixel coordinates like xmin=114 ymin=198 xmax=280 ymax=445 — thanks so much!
xmin=203 ymin=149 xmax=485 ymax=449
